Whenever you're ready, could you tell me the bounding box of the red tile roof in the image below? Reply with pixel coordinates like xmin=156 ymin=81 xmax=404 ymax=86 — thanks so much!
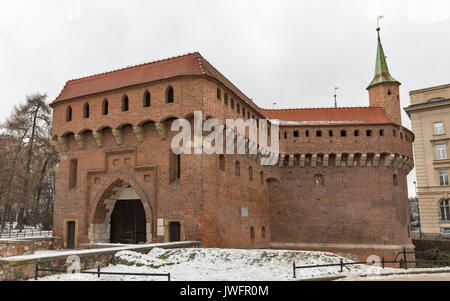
xmin=261 ymin=107 xmax=393 ymax=125
xmin=51 ymin=52 xmax=396 ymax=125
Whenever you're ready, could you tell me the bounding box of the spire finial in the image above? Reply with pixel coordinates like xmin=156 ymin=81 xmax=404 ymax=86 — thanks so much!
xmin=334 ymin=87 xmax=339 ymax=108
xmin=377 ymin=15 xmax=384 ymax=32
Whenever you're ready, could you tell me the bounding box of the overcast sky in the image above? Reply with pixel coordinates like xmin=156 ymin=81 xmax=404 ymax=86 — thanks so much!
xmin=1 ymin=0 xmax=449 ymax=197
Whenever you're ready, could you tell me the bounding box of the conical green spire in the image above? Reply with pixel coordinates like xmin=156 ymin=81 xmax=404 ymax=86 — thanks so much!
xmin=367 ymin=28 xmax=400 ymax=90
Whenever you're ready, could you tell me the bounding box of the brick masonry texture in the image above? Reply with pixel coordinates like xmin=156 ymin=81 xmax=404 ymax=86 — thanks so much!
xmin=49 ymin=55 xmax=415 ymax=260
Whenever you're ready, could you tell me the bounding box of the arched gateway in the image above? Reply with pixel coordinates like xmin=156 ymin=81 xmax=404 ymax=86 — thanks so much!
xmin=89 ymin=179 xmax=153 ymax=244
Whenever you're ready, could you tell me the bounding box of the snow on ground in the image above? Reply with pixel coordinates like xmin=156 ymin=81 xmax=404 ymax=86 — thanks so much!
xmin=35 ymin=248 xmax=392 ymax=281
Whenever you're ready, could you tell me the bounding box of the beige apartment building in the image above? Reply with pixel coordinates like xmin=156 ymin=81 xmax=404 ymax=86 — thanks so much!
xmin=406 ymin=84 xmax=450 ymax=235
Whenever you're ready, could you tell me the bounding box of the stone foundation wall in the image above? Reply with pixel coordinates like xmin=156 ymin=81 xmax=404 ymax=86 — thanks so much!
xmin=0 ymin=237 xmax=62 ymax=257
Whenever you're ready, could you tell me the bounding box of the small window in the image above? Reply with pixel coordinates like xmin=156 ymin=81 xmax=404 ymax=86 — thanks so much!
xmin=294 ymin=131 xmax=299 ymax=138
xmin=83 ymin=103 xmax=90 ymax=119
xmin=236 ymin=103 xmax=240 ymax=114
xmin=66 ymin=106 xmax=72 ymax=122
xmin=379 ymin=129 xmax=385 ymax=137
xmin=354 ymin=130 xmax=360 ymax=137
xmin=250 ymin=227 xmax=255 ymax=242
xmin=315 ymin=174 xmax=324 ymax=185
xmin=249 ymin=166 xmax=253 ymax=181
xmin=366 ymin=130 xmax=373 ymax=137
xmin=241 ymin=206 xmax=248 ymax=217
xmin=144 ymin=91 xmax=151 ymax=107
xmin=393 ymin=130 xmax=397 ymax=137
xmin=167 ymin=87 xmax=174 ymax=103
xmin=284 ymin=132 xmax=288 ymax=139
xmin=439 ymin=170 xmax=449 ymax=186
xmin=329 ymin=130 xmax=333 ymax=137
xmin=235 ymin=161 xmax=240 ymax=176
xmin=306 ymin=130 xmax=310 ymax=137
xmin=388 ymin=89 xmax=392 ymax=96
xmin=316 ymin=131 xmax=322 ymax=137
xmin=262 ymin=226 xmax=266 ymax=239
xmin=248 ymin=111 xmax=250 ymax=119
xmin=434 ymin=122 xmax=444 ymax=135
xmin=122 ymin=95 xmax=129 ymax=112
xmin=231 ymin=98 xmax=235 ymax=110
xmin=217 ymin=88 xmax=221 ymax=101
xmin=436 ymin=144 xmax=447 ymax=160
xmin=393 ymin=174 xmax=398 ymax=186
xmin=102 ymin=99 xmax=109 ymax=115
xmin=242 ymin=107 xmax=246 ymax=118
xmin=219 ymin=155 xmax=225 ymax=171
xmin=224 ymin=94 xmax=228 ymax=106
xmin=341 ymin=130 xmax=347 ymax=137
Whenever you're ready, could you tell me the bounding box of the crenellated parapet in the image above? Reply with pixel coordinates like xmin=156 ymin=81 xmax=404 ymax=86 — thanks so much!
xmin=276 ymin=153 xmax=414 ymax=173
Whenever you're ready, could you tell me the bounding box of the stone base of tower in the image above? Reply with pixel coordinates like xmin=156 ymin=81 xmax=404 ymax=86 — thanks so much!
xmin=269 ymin=243 xmax=416 ymax=268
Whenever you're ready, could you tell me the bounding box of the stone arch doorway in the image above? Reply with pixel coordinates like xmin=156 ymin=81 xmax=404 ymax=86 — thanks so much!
xmin=90 ymin=179 xmax=153 ymax=244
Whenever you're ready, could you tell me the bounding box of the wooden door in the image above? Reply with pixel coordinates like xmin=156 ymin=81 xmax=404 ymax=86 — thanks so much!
xmin=67 ymin=221 xmax=76 ymax=249
xmin=170 ymin=222 xmax=181 ymax=242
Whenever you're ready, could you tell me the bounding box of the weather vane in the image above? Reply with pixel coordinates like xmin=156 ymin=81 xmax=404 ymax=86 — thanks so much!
xmin=334 ymin=87 xmax=339 ymax=108
xmin=377 ymin=15 xmax=384 ymax=31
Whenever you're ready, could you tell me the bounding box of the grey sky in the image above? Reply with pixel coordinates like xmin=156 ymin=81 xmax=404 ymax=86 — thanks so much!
xmin=1 ymin=0 xmax=449 ymax=197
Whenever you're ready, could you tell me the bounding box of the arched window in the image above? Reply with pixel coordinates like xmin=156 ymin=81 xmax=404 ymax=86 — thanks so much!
xmin=167 ymin=87 xmax=174 ymax=103
xmin=122 ymin=95 xmax=129 ymax=112
xmin=315 ymin=174 xmax=324 ymax=185
xmin=83 ymin=103 xmax=90 ymax=119
xmin=102 ymin=99 xmax=109 ymax=115
xmin=66 ymin=106 xmax=72 ymax=122
xmin=440 ymin=199 xmax=450 ymax=221
xmin=144 ymin=91 xmax=151 ymax=107
xmin=249 ymin=166 xmax=253 ymax=181
xmin=219 ymin=155 xmax=225 ymax=171
xmin=235 ymin=161 xmax=240 ymax=177
xmin=393 ymin=174 xmax=399 ymax=186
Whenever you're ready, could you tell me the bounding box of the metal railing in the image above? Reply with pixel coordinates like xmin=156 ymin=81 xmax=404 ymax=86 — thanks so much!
xmin=292 ymin=247 xmax=450 ymax=278
xmin=0 ymin=230 xmax=52 ymax=239
xmin=35 ymin=264 xmax=171 ymax=281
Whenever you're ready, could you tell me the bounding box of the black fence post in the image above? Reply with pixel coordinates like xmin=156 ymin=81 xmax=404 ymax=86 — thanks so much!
xmin=340 ymin=259 xmax=343 ymax=273
xmin=293 ymin=262 xmax=296 ymax=279
xmin=97 ymin=266 xmax=101 ymax=278
xmin=35 ymin=263 xmax=39 ymax=280
xmin=168 ymin=273 xmax=171 ymax=282
xmin=436 ymin=246 xmax=440 ymax=267
xmin=382 ymin=257 xmax=385 ymax=269
xmin=403 ymin=247 xmax=408 ymax=270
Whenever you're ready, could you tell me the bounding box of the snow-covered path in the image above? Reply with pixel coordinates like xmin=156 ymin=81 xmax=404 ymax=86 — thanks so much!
xmin=35 ymin=248 xmax=393 ymax=281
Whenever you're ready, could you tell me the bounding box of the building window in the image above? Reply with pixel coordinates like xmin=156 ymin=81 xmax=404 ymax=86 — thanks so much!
xmin=169 ymin=152 xmax=180 ymax=183
xmin=315 ymin=174 xmax=324 ymax=185
xmin=249 ymin=166 xmax=253 ymax=181
xmin=144 ymin=91 xmax=151 ymax=107
xmin=122 ymin=95 xmax=129 ymax=112
xmin=434 ymin=122 xmax=444 ymax=135
xmin=316 ymin=131 xmax=322 ymax=137
xmin=439 ymin=170 xmax=449 ymax=186
xmin=219 ymin=155 xmax=225 ymax=171
xmin=224 ymin=94 xmax=228 ymax=106
xmin=436 ymin=144 xmax=448 ymax=160
xmin=354 ymin=130 xmax=359 ymax=137
xmin=83 ymin=103 xmax=90 ymax=119
xmin=284 ymin=132 xmax=288 ymax=139
xmin=393 ymin=130 xmax=397 ymax=137
xmin=242 ymin=107 xmax=246 ymax=118
xmin=441 ymin=199 xmax=450 ymax=221
xmin=236 ymin=103 xmax=240 ymax=114
xmin=241 ymin=206 xmax=248 ymax=217
xmin=294 ymin=131 xmax=299 ymax=138
xmin=235 ymin=161 xmax=240 ymax=176
xmin=230 ymin=98 xmax=235 ymax=110
xmin=261 ymin=226 xmax=266 ymax=239
xmin=393 ymin=174 xmax=398 ymax=186
xmin=341 ymin=130 xmax=347 ymax=137
xmin=380 ymin=129 xmax=385 ymax=137
xmin=217 ymin=88 xmax=221 ymax=101
xmin=366 ymin=130 xmax=373 ymax=137
xmin=102 ymin=99 xmax=109 ymax=115
xmin=69 ymin=159 xmax=78 ymax=190
xmin=250 ymin=227 xmax=255 ymax=242
xmin=167 ymin=87 xmax=174 ymax=103
xmin=329 ymin=130 xmax=333 ymax=137
xmin=66 ymin=106 xmax=72 ymax=122
xmin=400 ymin=133 xmax=403 ymax=140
